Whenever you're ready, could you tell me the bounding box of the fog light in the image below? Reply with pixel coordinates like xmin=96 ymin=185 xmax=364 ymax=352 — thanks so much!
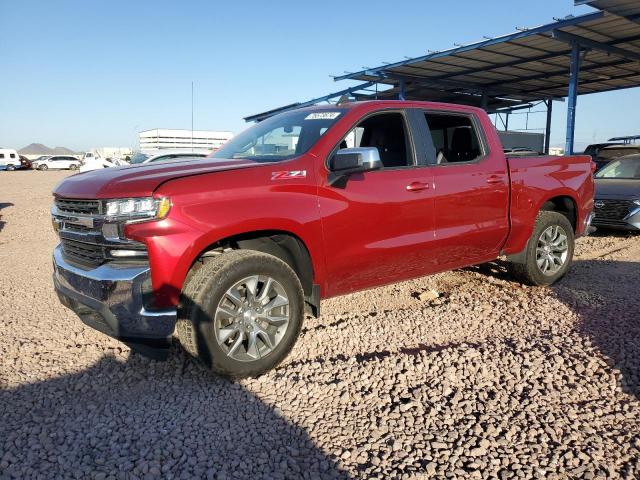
xmin=110 ymin=249 xmax=147 ymax=258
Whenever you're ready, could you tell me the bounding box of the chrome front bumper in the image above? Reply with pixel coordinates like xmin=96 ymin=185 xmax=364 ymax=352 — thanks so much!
xmin=584 ymin=211 xmax=596 ymax=235
xmin=52 ymin=245 xmax=177 ymax=359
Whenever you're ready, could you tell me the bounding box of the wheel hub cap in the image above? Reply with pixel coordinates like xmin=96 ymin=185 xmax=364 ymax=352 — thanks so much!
xmin=214 ymin=275 xmax=290 ymax=362
xmin=535 ymin=225 xmax=569 ymax=276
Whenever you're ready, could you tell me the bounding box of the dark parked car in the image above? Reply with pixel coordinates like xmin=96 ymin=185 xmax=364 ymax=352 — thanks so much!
xmin=593 ymin=155 xmax=640 ymax=231
xmin=592 ymin=145 xmax=640 ymax=172
xmin=19 ymin=155 xmax=32 ymax=169
xmin=584 ymin=142 xmax=622 ymax=159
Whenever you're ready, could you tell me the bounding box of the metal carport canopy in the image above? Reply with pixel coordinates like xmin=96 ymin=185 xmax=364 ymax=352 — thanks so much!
xmin=245 ymin=0 xmax=640 ymax=154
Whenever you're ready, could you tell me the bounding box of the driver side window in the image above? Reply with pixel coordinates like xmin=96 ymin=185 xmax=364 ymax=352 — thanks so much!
xmin=342 ymin=112 xmax=412 ymax=168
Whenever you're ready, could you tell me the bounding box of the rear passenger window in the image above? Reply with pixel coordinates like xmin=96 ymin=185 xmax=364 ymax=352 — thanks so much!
xmin=425 ymin=113 xmax=483 ymax=164
xmin=0 ymin=154 xmax=4 ymax=159
xmin=341 ymin=112 xmax=412 ymax=168
xmin=10 ymin=154 xmax=16 ymax=158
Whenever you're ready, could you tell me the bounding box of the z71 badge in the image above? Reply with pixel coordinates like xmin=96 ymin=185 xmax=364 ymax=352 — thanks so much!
xmin=271 ymin=170 xmax=307 ymax=180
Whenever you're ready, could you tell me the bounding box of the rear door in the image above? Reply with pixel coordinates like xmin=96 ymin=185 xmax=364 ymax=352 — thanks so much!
xmin=318 ymin=109 xmax=437 ymax=297
xmin=421 ymin=110 xmax=510 ymax=267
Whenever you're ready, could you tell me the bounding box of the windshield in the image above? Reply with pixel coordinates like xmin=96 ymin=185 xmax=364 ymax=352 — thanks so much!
xmin=212 ymin=109 xmax=344 ymax=162
xmin=129 ymin=152 xmax=149 ymax=164
xmin=595 ymin=157 xmax=640 ymax=179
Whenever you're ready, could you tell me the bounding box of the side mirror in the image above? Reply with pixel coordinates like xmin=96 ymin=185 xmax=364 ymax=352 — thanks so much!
xmin=330 ymin=147 xmax=382 ymax=174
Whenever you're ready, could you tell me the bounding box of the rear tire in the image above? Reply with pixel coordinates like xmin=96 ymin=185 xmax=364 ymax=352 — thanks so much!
xmin=509 ymin=211 xmax=574 ymax=286
xmin=176 ymin=250 xmax=304 ymax=378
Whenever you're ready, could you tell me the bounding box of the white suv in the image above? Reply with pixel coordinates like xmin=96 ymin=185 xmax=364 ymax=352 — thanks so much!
xmin=32 ymin=155 xmax=81 ymax=171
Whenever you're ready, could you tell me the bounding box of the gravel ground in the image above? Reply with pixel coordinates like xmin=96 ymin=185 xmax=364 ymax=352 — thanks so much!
xmin=1 ymin=170 xmax=639 ymax=480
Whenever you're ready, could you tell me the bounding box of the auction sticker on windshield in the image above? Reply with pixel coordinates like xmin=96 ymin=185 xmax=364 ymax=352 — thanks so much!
xmin=305 ymin=112 xmax=341 ymax=120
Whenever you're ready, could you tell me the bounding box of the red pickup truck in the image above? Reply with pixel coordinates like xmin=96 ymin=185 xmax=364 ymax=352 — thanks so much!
xmin=52 ymin=101 xmax=594 ymax=378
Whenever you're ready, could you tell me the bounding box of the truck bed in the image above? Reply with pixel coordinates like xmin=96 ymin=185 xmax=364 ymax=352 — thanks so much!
xmin=503 ymin=154 xmax=594 ymax=255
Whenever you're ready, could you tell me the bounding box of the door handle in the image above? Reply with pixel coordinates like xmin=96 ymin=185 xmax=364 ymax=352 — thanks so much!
xmin=486 ymin=175 xmax=504 ymax=184
xmin=406 ymin=181 xmax=430 ymax=192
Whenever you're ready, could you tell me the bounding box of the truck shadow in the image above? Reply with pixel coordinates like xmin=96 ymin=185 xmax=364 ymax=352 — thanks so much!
xmin=468 ymin=257 xmax=639 ymax=400
xmin=0 ymin=202 xmax=14 ymax=233
xmin=0 ymin=352 xmax=348 ymax=479
xmin=552 ymin=258 xmax=640 ymax=400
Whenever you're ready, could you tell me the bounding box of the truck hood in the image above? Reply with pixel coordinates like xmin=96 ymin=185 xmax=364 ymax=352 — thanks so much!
xmin=594 ymin=178 xmax=640 ymax=199
xmin=54 ymin=158 xmax=259 ymax=199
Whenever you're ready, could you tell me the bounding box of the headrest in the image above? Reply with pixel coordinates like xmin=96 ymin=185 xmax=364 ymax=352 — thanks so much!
xmin=451 ymin=127 xmax=473 ymax=151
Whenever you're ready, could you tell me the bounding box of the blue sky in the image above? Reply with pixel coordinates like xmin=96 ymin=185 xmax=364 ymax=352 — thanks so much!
xmin=1 ymin=0 xmax=639 ymax=152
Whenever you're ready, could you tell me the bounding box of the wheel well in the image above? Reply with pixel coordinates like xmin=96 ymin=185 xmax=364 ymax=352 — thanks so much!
xmin=190 ymin=231 xmax=317 ymax=312
xmin=541 ymin=196 xmax=577 ymax=231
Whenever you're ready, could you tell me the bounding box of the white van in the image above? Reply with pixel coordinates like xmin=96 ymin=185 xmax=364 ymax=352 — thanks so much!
xmin=0 ymin=149 xmax=21 ymax=171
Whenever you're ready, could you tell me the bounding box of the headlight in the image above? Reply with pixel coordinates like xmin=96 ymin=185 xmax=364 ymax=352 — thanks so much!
xmin=104 ymin=197 xmax=171 ymax=221
xmin=633 ymin=199 xmax=640 ymax=206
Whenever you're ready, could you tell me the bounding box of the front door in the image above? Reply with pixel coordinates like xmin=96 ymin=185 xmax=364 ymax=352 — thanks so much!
xmin=317 ymin=110 xmax=437 ymax=297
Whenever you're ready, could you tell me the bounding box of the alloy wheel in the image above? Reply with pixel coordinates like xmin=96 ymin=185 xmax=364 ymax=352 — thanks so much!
xmin=536 ymin=225 xmax=569 ymax=275
xmin=214 ymin=275 xmax=290 ymax=362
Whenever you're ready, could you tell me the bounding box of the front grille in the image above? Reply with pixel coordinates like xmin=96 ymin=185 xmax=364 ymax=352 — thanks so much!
xmin=55 ymin=198 xmax=102 ymax=215
xmin=61 ymin=222 xmax=93 ymax=233
xmin=61 ymin=239 xmax=104 ymax=268
xmin=593 ymin=199 xmax=633 ymax=223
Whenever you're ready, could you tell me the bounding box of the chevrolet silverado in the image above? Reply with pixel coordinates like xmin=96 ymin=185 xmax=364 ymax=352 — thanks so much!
xmin=52 ymin=101 xmax=595 ymax=378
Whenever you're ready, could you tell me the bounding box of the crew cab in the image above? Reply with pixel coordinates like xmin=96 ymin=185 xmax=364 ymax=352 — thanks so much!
xmin=51 ymin=101 xmax=594 ymax=378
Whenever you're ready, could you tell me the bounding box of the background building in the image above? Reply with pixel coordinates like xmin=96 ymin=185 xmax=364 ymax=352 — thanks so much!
xmin=549 ymin=147 xmax=565 ymax=156
xmin=139 ymin=129 xmax=233 ymax=154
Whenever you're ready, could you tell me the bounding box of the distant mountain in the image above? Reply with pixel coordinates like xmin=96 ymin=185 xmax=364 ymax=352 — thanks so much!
xmin=18 ymin=143 xmax=78 ymax=155
xmin=51 ymin=146 xmax=77 ymax=155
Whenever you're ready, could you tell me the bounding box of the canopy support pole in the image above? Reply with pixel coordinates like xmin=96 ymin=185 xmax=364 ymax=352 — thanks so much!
xmin=398 ymin=79 xmax=406 ymax=100
xmin=544 ymin=99 xmax=553 ymax=154
xmin=565 ymin=43 xmax=581 ymax=155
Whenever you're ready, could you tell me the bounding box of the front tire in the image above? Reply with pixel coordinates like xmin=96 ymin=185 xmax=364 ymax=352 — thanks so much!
xmin=38 ymin=164 xmax=48 ymax=171
xmin=69 ymin=164 xmax=78 ymax=170
xmin=6 ymin=164 xmax=15 ymax=171
xmin=176 ymin=250 xmax=304 ymax=378
xmin=509 ymin=211 xmax=574 ymax=286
